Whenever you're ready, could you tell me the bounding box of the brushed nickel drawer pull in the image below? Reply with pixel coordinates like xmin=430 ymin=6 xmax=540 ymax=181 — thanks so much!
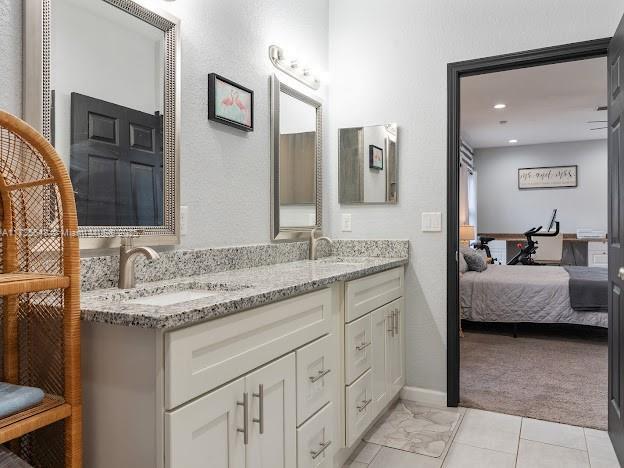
xmin=309 ymin=368 xmax=331 ymax=383
xmin=252 ymin=384 xmax=264 ymax=434
xmin=394 ymin=309 xmax=399 ymax=334
xmin=310 ymin=440 xmax=332 ymax=460
xmin=357 ymin=398 xmax=372 ymax=412
xmin=356 ymin=341 xmax=371 ymax=351
xmin=237 ymin=392 xmax=249 ymax=444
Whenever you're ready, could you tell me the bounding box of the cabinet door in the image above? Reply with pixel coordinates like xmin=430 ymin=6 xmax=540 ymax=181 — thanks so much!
xmin=165 ymin=377 xmax=245 ymax=468
xmin=297 ymin=402 xmax=335 ymax=468
xmin=345 ymin=313 xmax=372 ymax=385
xmin=246 ymin=353 xmax=296 ymax=468
xmin=371 ymin=306 xmax=390 ymax=415
xmin=386 ymin=298 xmax=405 ymax=398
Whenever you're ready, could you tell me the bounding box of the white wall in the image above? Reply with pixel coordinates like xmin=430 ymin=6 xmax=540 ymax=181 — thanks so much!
xmin=475 ymin=140 xmax=607 ymax=234
xmin=0 ymin=0 xmax=21 ymax=116
xmin=328 ymin=0 xmax=624 ymax=394
xmin=0 ymin=0 xmax=329 ymax=249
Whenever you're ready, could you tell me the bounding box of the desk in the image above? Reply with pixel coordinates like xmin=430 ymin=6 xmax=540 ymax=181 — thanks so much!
xmin=479 ymin=233 xmax=608 ymax=267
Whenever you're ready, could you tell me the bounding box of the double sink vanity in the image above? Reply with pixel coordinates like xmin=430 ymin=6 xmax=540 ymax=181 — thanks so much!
xmin=19 ymin=1 xmax=407 ymax=466
xmin=80 ymin=243 xmax=408 ymax=468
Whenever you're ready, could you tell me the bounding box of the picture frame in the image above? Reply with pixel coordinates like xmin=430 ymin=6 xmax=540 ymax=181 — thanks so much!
xmin=518 ymin=165 xmax=578 ymax=189
xmin=369 ymin=144 xmax=384 ymax=170
xmin=208 ymin=73 xmax=254 ymax=132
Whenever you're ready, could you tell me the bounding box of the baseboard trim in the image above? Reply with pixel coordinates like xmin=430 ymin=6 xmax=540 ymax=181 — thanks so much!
xmin=400 ymin=386 xmax=447 ymax=407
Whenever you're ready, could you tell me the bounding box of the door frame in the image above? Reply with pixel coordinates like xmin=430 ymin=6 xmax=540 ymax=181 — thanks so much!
xmin=446 ymin=38 xmax=611 ymax=406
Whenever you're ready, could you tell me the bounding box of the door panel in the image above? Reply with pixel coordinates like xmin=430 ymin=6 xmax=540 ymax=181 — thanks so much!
xmin=71 ymin=92 xmax=163 ymax=226
xmin=246 ymin=353 xmax=296 ymax=468
xmin=165 ymin=377 xmax=245 ymax=468
xmin=609 ymin=13 xmax=624 ymax=464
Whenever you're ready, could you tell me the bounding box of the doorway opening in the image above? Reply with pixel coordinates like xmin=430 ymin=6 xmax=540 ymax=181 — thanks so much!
xmin=447 ymin=39 xmax=611 ymax=425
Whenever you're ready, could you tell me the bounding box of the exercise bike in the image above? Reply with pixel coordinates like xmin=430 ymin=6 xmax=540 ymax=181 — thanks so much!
xmin=507 ymin=220 xmax=560 ymax=265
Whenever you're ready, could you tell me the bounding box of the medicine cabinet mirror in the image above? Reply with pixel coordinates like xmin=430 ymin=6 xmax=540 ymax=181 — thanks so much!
xmin=270 ymin=75 xmax=323 ymax=241
xmin=339 ymin=123 xmax=398 ymax=204
xmin=23 ymin=0 xmax=180 ymax=248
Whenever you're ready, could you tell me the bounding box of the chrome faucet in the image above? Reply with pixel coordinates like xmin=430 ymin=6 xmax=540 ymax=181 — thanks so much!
xmin=118 ymin=237 xmax=160 ymax=289
xmin=309 ymin=228 xmax=333 ymax=260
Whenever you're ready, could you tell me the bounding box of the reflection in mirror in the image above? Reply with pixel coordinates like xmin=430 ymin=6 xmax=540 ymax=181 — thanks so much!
xmin=279 ymin=92 xmax=317 ymax=227
xmin=271 ymin=75 xmax=322 ymax=241
xmin=339 ymin=123 xmax=398 ymax=204
xmin=51 ymin=0 xmax=165 ymax=227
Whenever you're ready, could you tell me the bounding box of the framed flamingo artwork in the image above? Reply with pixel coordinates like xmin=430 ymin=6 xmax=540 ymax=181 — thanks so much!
xmin=369 ymin=144 xmax=384 ymax=170
xmin=208 ymin=73 xmax=254 ymax=131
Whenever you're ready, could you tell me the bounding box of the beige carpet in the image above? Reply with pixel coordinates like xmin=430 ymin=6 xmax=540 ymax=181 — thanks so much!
xmin=460 ymin=325 xmax=608 ymax=429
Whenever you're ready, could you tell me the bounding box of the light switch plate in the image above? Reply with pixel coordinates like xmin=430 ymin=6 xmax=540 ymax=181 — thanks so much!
xmin=422 ymin=212 xmax=442 ymax=232
xmin=341 ymin=213 xmax=352 ymax=232
xmin=180 ymin=206 xmax=189 ymax=236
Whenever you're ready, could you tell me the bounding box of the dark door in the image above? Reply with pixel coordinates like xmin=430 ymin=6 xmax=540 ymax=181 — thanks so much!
xmin=609 ymin=13 xmax=624 ymax=464
xmin=70 ymin=93 xmax=163 ymax=226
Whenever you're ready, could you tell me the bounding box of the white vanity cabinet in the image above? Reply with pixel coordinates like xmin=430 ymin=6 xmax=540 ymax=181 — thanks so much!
xmin=82 ymin=264 xmax=407 ymax=468
xmin=343 ymin=268 xmax=405 ymax=448
xmin=166 ymin=354 xmax=296 ymax=468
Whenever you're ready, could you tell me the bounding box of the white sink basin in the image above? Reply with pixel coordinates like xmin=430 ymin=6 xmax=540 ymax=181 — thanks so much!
xmin=124 ymin=290 xmax=217 ymax=306
xmin=88 ymin=281 xmax=252 ymax=306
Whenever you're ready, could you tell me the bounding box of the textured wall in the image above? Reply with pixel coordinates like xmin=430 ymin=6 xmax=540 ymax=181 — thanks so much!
xmin=1 ymin=0 xmax=329 ymax=248
xmin=327 ymin=0 xmax=624 ymax=394
xmin=0 ymin=0 xmax=22 ymax=116
xmin=140 ymin=0 xmax=329 ymax=248
xmin=475 ymin=140 xmax=608 ymax=234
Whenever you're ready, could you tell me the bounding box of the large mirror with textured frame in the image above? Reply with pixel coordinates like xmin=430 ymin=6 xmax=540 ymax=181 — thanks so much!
xmin=270 ymin=74 xmax=323 ymax=241
xmin=23 ymin=0 xmax=180 ymax=248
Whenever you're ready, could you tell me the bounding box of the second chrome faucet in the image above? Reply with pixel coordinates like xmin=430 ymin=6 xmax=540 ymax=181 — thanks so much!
xmin=309 ymin=228 xmax=332 ymax=260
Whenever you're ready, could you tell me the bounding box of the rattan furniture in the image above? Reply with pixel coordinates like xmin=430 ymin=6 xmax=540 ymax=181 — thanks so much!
xmin=0 ymin=110 xmax=81 ymax=467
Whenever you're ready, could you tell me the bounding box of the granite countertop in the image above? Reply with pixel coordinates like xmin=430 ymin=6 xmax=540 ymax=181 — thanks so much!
xmin=81 ymin=256 xmax=408 ymax=329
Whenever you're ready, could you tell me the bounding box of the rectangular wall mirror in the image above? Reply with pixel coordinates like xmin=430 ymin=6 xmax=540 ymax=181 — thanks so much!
xmin=24 ymin=0 xmax=180 ymax=248
xmin=270 ymin=75 xmax=322 ymax=241
xmin=339 ymin=123 xmax=398 ymax=204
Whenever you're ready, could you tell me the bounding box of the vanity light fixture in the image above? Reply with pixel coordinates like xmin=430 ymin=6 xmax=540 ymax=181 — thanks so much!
xmin=494 ymin=103 xmax=507 ymax=109
xmin=269 ymin=45 xmax=321 ymax=90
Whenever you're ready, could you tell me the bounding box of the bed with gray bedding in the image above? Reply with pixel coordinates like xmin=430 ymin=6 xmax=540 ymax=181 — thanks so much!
xmin=460 ymin=264 xmax=608 ymax=328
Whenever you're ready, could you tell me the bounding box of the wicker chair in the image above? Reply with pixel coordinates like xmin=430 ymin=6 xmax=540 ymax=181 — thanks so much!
xmin=0 ymin=110 xmax=81 ymax=467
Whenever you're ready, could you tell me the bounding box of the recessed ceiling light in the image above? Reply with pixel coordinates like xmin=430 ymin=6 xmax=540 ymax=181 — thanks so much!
xmin=494 ymin=103 xmax=507 ymax=109
xmin=509 ymin=139 xmax=518 ymax=144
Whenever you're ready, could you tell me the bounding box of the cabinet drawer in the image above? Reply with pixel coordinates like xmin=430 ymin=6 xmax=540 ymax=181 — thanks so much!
xmin=345 ymin=369 xmax=373 ymax=448
xmin=345 ymin=313 xmax=372 ymax=385
xmin=588 ymin=241 xmax=608 ymax=253
xmin=165 ymin=288 xmax=332 ymax=409
xmin=297 ymin=403 xmax=335 ymax=468
xmin=296 ymin=335 xmax=335 ymax=426
xmin=345 ymin=268 xmax=404 ymax=322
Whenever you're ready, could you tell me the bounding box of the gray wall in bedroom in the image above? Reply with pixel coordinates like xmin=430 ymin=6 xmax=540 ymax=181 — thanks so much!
xmin=474 ymin=140 xmax=607 ymax=234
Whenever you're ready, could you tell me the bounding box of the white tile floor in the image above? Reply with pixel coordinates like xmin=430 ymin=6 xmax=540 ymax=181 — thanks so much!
xmin=344 ymin=407 xmax=621 ymax=468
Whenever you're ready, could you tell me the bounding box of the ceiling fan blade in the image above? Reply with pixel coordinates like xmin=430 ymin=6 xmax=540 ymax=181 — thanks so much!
xmin=590 ymin=127 xmax=608 ymax=131
xmin=587 ymin=120 xmax=608 ymax=123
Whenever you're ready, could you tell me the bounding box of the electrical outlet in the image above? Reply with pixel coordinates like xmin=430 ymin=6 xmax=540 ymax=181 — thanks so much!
xmin=341 ymin=213 xmax=352 ymax=232
xmin=180 ymin=206 xmax=189 ymax=236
